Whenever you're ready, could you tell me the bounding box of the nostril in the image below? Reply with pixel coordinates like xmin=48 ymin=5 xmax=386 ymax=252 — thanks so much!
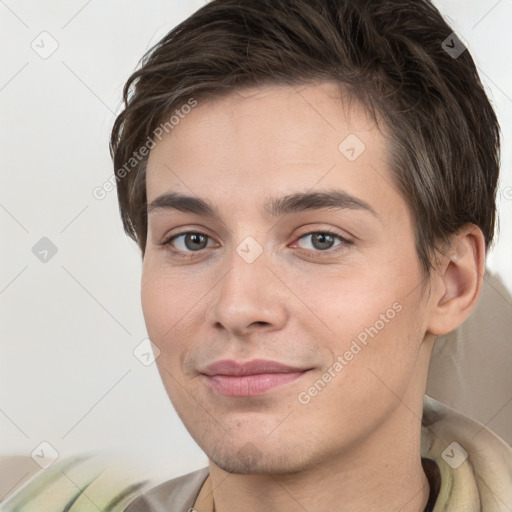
xmin=250 ymin=321 xmax=269 ymax=328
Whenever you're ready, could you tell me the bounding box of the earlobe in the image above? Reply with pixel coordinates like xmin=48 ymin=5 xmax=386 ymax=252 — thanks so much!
xmin=426 ymin=224 xmax=486 ymax=336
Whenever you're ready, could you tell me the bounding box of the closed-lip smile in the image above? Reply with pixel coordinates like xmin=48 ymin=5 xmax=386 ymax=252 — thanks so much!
xmin=202 ymin=359 xmax=310 ymax=397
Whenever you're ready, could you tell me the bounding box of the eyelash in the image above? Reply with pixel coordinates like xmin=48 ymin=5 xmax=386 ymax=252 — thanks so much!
xmin=159 ymin=229 xmax=352 ymax=259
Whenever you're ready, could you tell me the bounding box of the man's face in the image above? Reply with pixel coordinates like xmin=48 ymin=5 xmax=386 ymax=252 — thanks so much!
xmin=141 ymin=82 xmax=434 ymax=474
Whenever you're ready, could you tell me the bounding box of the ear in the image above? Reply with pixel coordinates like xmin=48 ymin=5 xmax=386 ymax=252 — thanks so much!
xmin=426 ymin=223 xmax=486 ymax=336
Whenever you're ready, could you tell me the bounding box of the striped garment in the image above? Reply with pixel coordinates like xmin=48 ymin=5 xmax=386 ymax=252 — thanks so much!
xmin=0 ymin=451 xmax=157 ymax=512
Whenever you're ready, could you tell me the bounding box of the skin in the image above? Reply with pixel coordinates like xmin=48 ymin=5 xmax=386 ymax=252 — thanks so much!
xmin=141 ymin=81 xmax=485 ymax=512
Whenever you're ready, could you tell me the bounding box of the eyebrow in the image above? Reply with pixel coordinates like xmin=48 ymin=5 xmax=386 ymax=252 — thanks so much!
xmin=146 ymin=189 xmax=378 ymax=219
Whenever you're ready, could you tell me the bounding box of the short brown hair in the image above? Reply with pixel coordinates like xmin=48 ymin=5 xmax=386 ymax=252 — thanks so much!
xmin=110 ymin=0 xmax=500 ymax=274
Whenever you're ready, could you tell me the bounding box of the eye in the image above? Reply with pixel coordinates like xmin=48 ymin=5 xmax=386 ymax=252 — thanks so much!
xmin=293 ymin=229 xmax=351 ymax=255
xmin=161 ymin=231 xmax=217 ymax=258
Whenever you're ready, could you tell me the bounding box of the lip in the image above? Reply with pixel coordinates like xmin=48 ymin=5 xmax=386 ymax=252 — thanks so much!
xmin=202 ymin=359 xmax=309 ymax=397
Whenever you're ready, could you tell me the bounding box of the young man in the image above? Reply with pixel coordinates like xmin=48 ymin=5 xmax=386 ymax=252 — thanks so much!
xmin=110 ymin=0 xmax=512 ymax=510
xmin=118 ymin=0 xmax=512 ymax=510
xmin=1 ymin=0 xmax=510 ymax=511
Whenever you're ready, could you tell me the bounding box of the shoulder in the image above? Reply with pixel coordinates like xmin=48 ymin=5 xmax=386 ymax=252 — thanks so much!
xmin=421 ymin=394 xmax=512 ymax=511
xmin=0 ymin=450 xmax=157 ymax=512
xmin=124 ymin=466 xmax=210 ymax=511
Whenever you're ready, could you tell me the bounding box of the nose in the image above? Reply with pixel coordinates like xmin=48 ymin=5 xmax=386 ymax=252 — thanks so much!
xmin=205 ymin=246 xmax=289 ymax=338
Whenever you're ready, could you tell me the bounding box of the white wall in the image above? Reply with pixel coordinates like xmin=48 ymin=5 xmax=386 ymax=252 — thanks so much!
xmin=1 ymin=0 xmax=511 ymax=486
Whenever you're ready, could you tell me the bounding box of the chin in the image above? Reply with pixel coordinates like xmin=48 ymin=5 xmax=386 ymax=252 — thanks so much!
xmin=205 ymin=438 xmax=313 ymax=475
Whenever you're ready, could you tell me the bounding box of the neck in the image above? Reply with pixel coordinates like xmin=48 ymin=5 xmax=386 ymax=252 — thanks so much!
xmin=209 ymin=404 xmax=430 ymax=512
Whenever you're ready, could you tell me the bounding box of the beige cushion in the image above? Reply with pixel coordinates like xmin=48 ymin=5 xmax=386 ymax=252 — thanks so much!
xmin=427 ymin=268 xmax=512 ymax=446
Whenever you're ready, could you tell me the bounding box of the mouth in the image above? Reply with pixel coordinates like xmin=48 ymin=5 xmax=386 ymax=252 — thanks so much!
xmin=201 ymin=359 xmax=311 ymax=397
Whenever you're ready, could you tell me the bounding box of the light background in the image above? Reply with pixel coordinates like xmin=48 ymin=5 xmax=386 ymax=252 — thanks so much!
xmin=1 ymin=0 xmax=511 ymax=490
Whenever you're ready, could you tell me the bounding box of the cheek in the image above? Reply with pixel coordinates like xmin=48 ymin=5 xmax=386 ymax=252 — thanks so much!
xmin=140 ymin=259 xmax=211 ymax=373
xmin=141 ymin=259 xmax=193 ymax=333
xmin=291 ymin=265 xmax=408 ymax=340
xmin=140 ymin=262 xmax=187 ymax=361
xmin=140 ymin=265 xmax=194 ymax=405
xmin=140 ymin=265 xmax=166 ymax=337
xmin=298 ymin=250 xmax=426 ymax=377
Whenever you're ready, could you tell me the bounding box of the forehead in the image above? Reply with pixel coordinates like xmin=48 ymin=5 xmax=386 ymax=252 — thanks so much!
xmin=145 ymin=81 xmax=404 ymax=224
